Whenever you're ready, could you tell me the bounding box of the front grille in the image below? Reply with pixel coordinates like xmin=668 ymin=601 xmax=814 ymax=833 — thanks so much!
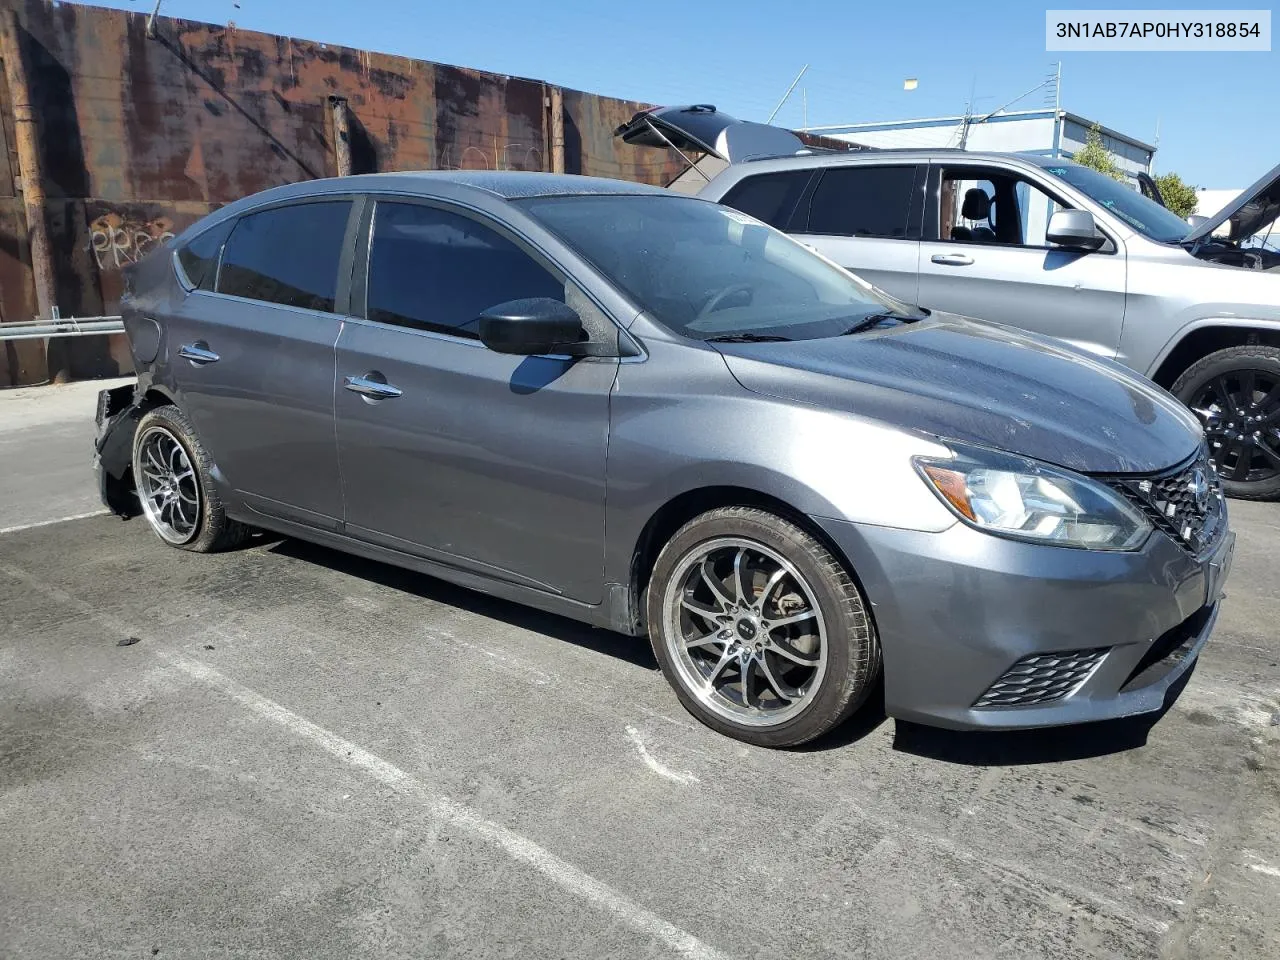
xmin=973 ymin=647 xmax=1109 ymax=708
xmin=1104 ymin=449 xmax=1226 ymax=556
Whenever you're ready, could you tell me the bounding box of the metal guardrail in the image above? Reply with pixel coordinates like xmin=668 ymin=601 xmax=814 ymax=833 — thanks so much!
xmin=0 ymin=316 xmax=124 ymax=341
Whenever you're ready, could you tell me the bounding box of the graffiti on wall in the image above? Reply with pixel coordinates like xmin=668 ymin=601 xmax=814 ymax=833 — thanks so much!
xmin=89 ymin=212 xmax=176 ymax=269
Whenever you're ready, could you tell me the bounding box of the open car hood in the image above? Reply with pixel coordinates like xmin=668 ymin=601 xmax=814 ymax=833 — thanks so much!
xmin=613 ymin=104 xmax=808 ymax=163
xmin=1184 ymin=160 xmax=1280 ymax=244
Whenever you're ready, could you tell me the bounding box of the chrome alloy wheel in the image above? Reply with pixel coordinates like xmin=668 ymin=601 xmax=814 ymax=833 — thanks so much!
xmin=661 ymin=537 xmax=828 ymax=727
xmin=135 ymin=425 xmax=201 ymax=544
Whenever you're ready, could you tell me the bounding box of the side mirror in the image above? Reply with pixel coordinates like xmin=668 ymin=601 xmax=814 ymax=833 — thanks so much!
xmin=1046 ymin=209 xmax=1106 ymax=251
xmin=1186 ymin=214 xmax=1209 ymax=228
xmin=478 ymin=298 xmax=584 ymax=355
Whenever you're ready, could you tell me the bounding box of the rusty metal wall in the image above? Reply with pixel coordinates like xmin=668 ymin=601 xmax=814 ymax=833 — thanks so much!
xmin=0 ymin=0 xmax=685 ymax=386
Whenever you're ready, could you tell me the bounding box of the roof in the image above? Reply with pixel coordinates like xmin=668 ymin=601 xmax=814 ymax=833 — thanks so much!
xmin=342 ymin=170 xmax=671 ymax=200
xmin=802 ymin=108 xmax=1157 ymax=154
xmin=704 ymin=148 xmax=1083 ymax=176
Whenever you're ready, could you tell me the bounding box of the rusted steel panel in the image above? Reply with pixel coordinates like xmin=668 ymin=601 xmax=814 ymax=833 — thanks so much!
xmin=0 ymin=0 xmax=698 ymax=383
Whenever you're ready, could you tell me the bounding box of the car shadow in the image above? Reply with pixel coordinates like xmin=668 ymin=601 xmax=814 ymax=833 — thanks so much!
xmin=258 ymin=535 xmax=1194 ymax=764
xmin=265 ymin=537 xmax=659 ymax=670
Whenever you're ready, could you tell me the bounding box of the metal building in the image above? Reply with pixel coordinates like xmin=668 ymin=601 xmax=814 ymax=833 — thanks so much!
xmin=804 ymin=109 xmax=1156 ymax=182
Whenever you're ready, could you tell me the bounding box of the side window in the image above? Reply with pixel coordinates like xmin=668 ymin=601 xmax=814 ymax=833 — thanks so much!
xmin=176 ymin=220 xmax=232 ymax=291
xmin=366 ymin=201 xmax=566 ymax=340
xmin=719 ymin=171 xmax=812 ymax=229
xmin=217 ymin=201 xmax=352 ymax=312
xmin=940 ymin=169 xmax=1068 ymax=247
xmin=806 ymin=166 xmax=916 ymax=239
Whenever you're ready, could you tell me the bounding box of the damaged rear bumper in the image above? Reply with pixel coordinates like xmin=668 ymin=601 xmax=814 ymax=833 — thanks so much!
xmin=94 ymin=384 xmax=142 ymax=517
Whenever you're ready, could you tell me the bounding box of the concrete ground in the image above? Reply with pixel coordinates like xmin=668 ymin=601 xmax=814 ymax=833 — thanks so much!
xmin=1 ymin=382 xmax=1278 ymax=960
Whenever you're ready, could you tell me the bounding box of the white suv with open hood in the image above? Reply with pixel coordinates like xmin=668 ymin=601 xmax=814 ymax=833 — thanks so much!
xmin=618 ymin=105 xmax=1280 ymax=499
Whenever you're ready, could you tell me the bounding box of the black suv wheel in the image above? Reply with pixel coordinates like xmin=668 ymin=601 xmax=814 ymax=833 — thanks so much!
xmin=1172 ymin=345 xmax=1280 ymax=501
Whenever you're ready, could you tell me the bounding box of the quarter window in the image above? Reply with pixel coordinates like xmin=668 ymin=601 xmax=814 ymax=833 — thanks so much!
xmin=365 ymin=201 xmax=565 ymax=340
xmin=176 ymin=220 xmax=232 ymax=291
xmin=217 ymin=201 xmax=352 ymax=312
xmin=806 ymin=166 xmax=916 ymax=239
xmin=719 ymin=171 xmax=812 ymax=229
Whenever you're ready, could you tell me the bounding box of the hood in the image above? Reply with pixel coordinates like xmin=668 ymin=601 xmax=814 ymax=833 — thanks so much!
xmin=1184 ymin=160 xmax=1280 ymax=244
xmin=713 ymin=314 xmax=1202 ymax=474
xmin=614 ymin=104 xmax=808 ymax=163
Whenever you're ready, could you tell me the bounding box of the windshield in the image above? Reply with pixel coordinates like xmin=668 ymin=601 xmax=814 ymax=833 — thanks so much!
xmin=1044 ymin=162 xmax=1193 ymax=243
xmin=517 ymin=194 xmax=904 ymax=342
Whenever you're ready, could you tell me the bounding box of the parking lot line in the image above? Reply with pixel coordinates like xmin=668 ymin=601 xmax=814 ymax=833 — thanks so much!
xmin=160 ymin=652 xmax=733 ymax=960
xmin=0 ymin=509 xmax=109 ymax=536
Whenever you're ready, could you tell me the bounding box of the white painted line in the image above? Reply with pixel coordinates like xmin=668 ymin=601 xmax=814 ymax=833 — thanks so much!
xmin=1248 ymin=863 xmax=1280 ymax=879
xmin=625 ymin=725 xmax=701 ymax=785
xmin=0 ymin=509 xmax=109 ymax=535
xmin=162 ymin=653 xmax=729 ymax=960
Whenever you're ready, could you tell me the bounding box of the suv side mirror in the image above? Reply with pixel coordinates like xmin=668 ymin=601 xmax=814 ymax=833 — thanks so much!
xmin=478 ymin=298 xmax=584 ymax=355
xmin=1046 ymin=209 xmax=1106 ymax=251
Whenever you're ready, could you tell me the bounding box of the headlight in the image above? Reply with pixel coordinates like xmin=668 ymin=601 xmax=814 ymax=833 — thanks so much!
xmin=913 ymin=443 xmax=1151 ymax=551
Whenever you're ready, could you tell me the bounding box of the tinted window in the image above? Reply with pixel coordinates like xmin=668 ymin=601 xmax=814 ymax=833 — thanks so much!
xmin=719 ymin=171 xmax=811 ymax=228
xmin=520 ymin=195 xmax=905 ymax=343
xmin=177 ymin=221 xmax=232 ymax=291
xmin=807 ymin=166 xmax=916 ymax=238
xmin=366 ymin=201 xmax=564 ymax=339
xmin=217 ymin=201 xmax=352 ymax=312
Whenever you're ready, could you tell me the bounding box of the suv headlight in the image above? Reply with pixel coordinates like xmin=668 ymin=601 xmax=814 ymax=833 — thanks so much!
xmin=913 ymin=443 xmax=1152 ymax=551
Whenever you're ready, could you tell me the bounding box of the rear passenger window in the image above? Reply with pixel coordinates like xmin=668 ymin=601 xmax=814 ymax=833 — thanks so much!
xmin=176 ymin=221 xmax=232 ymax=291
xmin=366 ymin=201 xmax=564 ymax=339
xmin=719 ymin=171 xmax=812 ymax=228
xmin=806 ymin=166 xmax=916 ymax=239
xmin=217 ymin=201 xmax=352 ymax=312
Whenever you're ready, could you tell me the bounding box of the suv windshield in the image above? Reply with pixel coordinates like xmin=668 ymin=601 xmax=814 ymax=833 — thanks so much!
xmin=518 ymin=194 xmax=905 ymax=342
xmin=1043 ymin=162 xmax=1192 ymax=243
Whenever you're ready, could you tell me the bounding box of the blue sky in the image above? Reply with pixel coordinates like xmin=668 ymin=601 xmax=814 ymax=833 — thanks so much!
xmin=85 ymin=0 xmax=1276 ymax=188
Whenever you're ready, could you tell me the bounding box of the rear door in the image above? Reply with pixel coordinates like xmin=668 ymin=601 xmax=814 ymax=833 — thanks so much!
xmin=333 ymin=197 xmax=616 ymax=603
xmin=164 ymin=198 xmax=357 ymax=528
xmin=917 ymin=163 xmax=1127 ymax=358
xmin=790 ymin=163 xmax=925 ymax=305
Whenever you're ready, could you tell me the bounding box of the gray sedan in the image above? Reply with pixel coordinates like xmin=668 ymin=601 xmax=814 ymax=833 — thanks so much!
xmin=96 ymin=171 xmax=1234 ymax=747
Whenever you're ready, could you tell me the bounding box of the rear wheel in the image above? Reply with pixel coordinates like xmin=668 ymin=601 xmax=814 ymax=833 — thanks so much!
xmin=1172 ymin=346 xmax=1280 ymax=501
xmin=131 ymin=404 xmax=252 ymax=552
xmin=647 ymin=506 xmax=880 ymax=748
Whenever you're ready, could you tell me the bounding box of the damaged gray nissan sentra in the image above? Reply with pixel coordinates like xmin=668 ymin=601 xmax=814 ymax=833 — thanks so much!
xmin=95 ymin=171 xmax=1234 ymax=747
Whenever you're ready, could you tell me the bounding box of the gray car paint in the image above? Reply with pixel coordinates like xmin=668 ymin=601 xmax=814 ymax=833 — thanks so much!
xmin=107 ymin=170 xmax=1230 ymax=731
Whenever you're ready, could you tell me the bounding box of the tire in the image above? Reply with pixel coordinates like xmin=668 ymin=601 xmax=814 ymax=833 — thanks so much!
xmin=1171 ymin=345 xmax=1280 ymax=501
xmin=131 ymin=404 xmax=252 ymax=552
xmin=646 ymin=506 xmax=880 ymax=748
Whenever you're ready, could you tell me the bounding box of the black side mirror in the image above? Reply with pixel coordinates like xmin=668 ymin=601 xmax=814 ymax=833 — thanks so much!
xmin=1046 ymin=209 xmax=1106 ymax=251
xmin=478 ymin=298 xmax=584 ymax=355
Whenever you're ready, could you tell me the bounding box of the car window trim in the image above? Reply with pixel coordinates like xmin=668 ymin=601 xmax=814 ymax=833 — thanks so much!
xmin=350 ymin=192 xmax=630 ymax=357
xmin=206 ymin=195 xmax=363 ymax=313
xmin=792 ymin=163 xmax=925 ymax=241
xmin=925 ymin=163 xmax=1118 ymax=255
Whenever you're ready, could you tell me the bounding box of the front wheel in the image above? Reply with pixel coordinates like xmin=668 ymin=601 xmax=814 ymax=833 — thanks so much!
xmin=647 ymin=506 xmax=880 ymax=748
xmin=1171 ymin=346 xmax=1280 ymax=501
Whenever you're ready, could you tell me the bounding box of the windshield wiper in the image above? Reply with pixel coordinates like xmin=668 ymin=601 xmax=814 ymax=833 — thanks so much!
xmin=839 ymin=313 xmax=907 ymax=336
xmin=704 ymin=333 xmax=792 ymax=343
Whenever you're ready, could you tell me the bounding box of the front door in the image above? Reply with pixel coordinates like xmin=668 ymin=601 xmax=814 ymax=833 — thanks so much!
xmin=163 ymin=199 xmax=355 ymax=527
xmin=334 ymin=198 xmax=615 ymax=603
xmin=792 ymin=163 xmax=924 ymax=305
xmin=917 ymin=164 xmax=1127 ymax=358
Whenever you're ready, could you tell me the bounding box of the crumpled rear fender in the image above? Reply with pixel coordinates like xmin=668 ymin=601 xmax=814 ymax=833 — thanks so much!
xmin=94 ymin=385 xmax=143 ymax=517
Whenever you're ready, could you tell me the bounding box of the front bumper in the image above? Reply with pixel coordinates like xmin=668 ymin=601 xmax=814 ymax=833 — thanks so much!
xmin=815 ymin=515 xmax=1234 ymax=730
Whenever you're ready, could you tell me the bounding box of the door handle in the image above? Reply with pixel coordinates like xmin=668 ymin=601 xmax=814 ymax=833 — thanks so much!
xmin=344 ymin=374 xmax=403 ymax=401
xmin=931 ymin=254 xmax=974 ymax=267
xmin=178 ymin=342 xmax=220 ymax=365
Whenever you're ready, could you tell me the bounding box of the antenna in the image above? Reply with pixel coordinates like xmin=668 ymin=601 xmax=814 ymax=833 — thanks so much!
xmin=766 ymin=65 xmax=809 ymax=124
